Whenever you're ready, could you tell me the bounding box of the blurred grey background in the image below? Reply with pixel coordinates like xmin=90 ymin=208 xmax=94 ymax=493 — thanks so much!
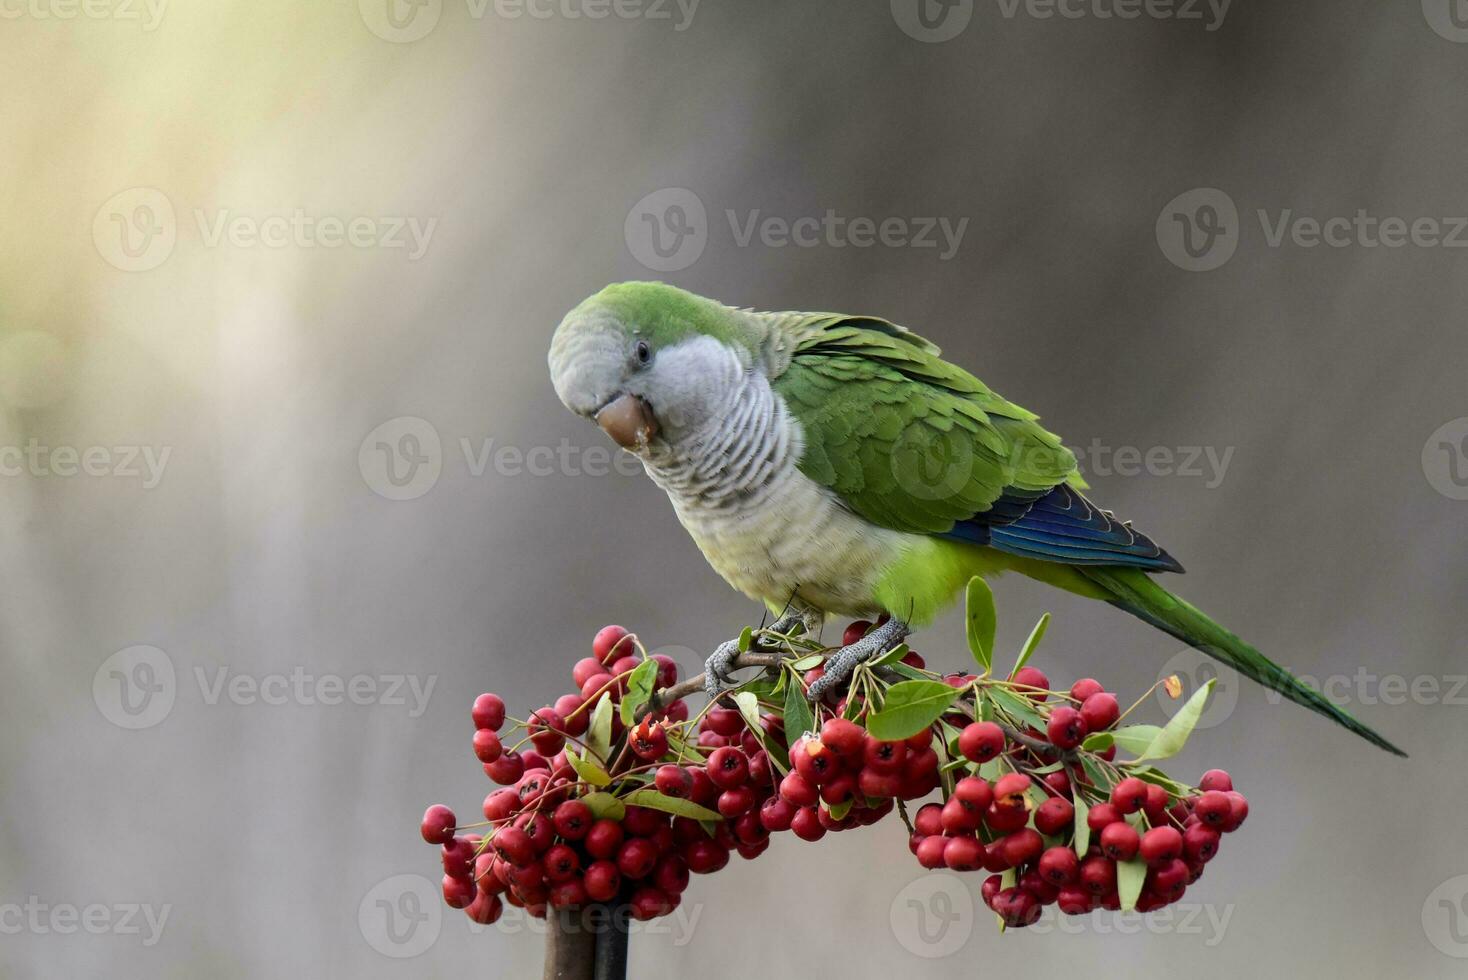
xmin=2 ymin=0 xmax=1467 ymax=976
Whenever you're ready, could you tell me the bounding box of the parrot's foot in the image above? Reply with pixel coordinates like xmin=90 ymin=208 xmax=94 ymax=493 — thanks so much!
xmin=703 ymin=610 xmax=818 ymax=700
xmin=807 ymin=618 xmax=910 ymax=702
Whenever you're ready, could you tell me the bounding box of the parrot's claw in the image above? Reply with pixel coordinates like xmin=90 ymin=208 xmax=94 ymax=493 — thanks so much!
xmin=703 ymin=639 xmax=744 ymax=700
xmin=703 ymin=610 xmax=819 ymax=700
xmin=807 ymin=618 xmax=910 ymax=702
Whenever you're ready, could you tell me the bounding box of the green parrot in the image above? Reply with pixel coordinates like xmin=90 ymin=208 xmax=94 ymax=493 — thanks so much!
xmin=549 ymin=281 xmax=1403 ymax=756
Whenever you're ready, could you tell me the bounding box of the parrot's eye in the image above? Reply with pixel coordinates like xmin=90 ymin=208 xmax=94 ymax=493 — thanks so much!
xmin=635 ymin=340 xmax=651 ymax=365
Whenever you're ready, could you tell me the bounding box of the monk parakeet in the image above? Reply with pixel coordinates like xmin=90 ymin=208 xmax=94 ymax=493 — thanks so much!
xmin=549 ymin=281 xmax=1403 ymax=756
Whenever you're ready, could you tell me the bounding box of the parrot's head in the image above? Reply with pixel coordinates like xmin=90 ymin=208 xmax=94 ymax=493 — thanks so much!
xmin=549 ymin=281 xmax=756 ymax=456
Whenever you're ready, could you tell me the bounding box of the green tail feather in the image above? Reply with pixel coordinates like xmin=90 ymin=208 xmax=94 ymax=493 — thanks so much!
xmin=1078 ymin=566 xmax=1407 ymax=757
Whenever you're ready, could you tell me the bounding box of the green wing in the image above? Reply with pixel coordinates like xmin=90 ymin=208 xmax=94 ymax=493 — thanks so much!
xmin=768 ymin=313 xmax=1080 ymax=535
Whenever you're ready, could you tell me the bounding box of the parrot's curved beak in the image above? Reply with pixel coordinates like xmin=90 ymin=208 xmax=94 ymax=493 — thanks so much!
xmin=595 ymin=393 xmax=659 ymax=450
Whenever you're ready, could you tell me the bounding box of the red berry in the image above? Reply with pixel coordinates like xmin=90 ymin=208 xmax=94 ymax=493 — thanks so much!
xmin=650 ymin=654 xmax=678 ymax=688
xmin=1034 ymin=797 xmax=1075 ymax=836
xmin=420 ymin=804 xmax=456 ymax=845
xmin=629 ymin=886 xmax=673 ymax=921
xmin=857 ymin=767 xmax=903 ymax=798
xmin=1012 ymin=666 xmax=1050 ymax=701
xmin=984 ymin=802 xmax=1029 ymax=832
xmin=629 ymin=719 xmax=668 ymax=760
xmin=1110 ymin=777 xmax=1148 ymax=814
xmin=465 ymin=890 xmax=504 ymax=924
xmin=819 ymin=773 xmax=856 ymax=807
xmin=820 ymin=718 xmax=865 ymax=759
xmin=944 ymin=835 xmax=986 ymax=871
xmin=863 ymin=736 xmax=908 ymax=773
xmin=842 ymin=620 xmax=872 ymax=646
xmin=572 ymin=657 xmax=607 ymax=689
xmin=1002 ymin=828 xmax=1044 ymax=867
xmin=1056 ymin=886 xmax=1092 ymax=915
xmin=914 ymin=835 xmax=947 ymax=869
xmin=792 ymin=738 xmax=842 ymax=785
xmin=552 ymin=800 xmax=592 ymax=840
xmin=655 ymin=765 xmax=693 ymax=798
xmin=1086 ymin=802 xmax=1122 ymax=830
xmin=759 ymin=796 xmax=795 ymax=832
xmin=1043 ymin=770 xmax=1073 ymax=799
xmin=527 ymin=708 xmax=566 ymax=755
xmin=616 ymin=838 xmax=659 ymax=880
xmin=958 ymin=722 xmax=1006 ymax=763
xmin=992 ymin=887 xmax=1041 ymax=928
xmin=1183 ymin=824 xmax=1220 ymax=863
xmin=1199 ymin=769 xmax=1233 ymax=793
xmin=542 ymin=844 xmax=580 ymax=883
xmin=993 ymin=772 xmax=1032 ymax=810
xmin=1143 ymin=783 xmax=1170 ymax=822
xmin=621 ymin=806 xmax=667 ymax=838
xmin=592 ymin=625 xmax=633 ymax=665
xmin=683 ymin=839 xmax=730 ymax=874
xmin=1069 ymin=678 xmax=1105 ymax=702
xmin=654 ymin=855 xmax=690 ymax=894
xmin=941 ymin=797 xmax=983 ymax=834
xmin=707 ymin=746 xmax=750 ymax=789
xmin=472 ymin=693 xmax=506 ymax=732
xmin=1195 ymin=790 xmax=1232 ymax=828
xmin=442 ymin=873 xmax=477 ymax=909
xmin=583 ymin=860 xmax=621 ymax=902
xmin=717 ymin=786 xmax=757 ymax=817
xmin=779 ymin=771 xmax=818 ymax=808
xmin=1039 ymin=846 xmax=1080 ymax=884
xmin=548 ymin=878 xmax=588 ymax=909
xmin=1046 ymin=706 xmax=1089 ymax=749
xmin=583 ymin=820 xmax=624 ymax=860
xmin=1079 ymin=692 xmax=1120 ymax=731
xmin=1222 ymin=791 xmax=1249 ymax=831
xmin=554 ymin=695 xmax=588 ymax=737
xmin=1099 ymin=822 xmax=1140 ymax=861
xmin=790 ymin=806 xmax=826 ymax=841
xmin=483 ymin=789 xmax=517 ymax=823
xmin=1139 ymin=826 xmax=1183 ymax=867
xmin=913 ymin=802 xmax=944 ymax=838
xmin=473 ymin=728 xmax=503 ymax=764
xmin=491 ymin=828 xmax=533 ymax=868
xmin=1079 ymin=855 xmax=1116 ymax=895
xmin=982 ymin=874 xmax=1004 ymax=907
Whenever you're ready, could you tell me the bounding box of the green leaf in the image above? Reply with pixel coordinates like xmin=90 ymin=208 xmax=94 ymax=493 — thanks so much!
xmin=964 ymin=576 xmax=996 ymax=671
xmin=871 ymin=643 xmax=909 ymax=668
xmin=826 ymin=798 xmax=853 ymax=821
xmin=1082 ymin=724 xmax=1163 ymax=756
xmin=565 ymin=749 xmax=611 ymax=787
xmin=783 ymin=668 xmax=815 ymax=740
xmin=738 ymin=627 xmax=754 ymax=652
xmin=622 ymin=789 xmax=722 ymax=822
xmin=586 ymin=694 xmax=613 ymax=760
xmin=619 ymin=659 xmax=658 ymax=726
xmin=789 ymin=654 xmax=824 ymax=671
xmin=1012 ymin=612 xmax=1050 ymax=676
xmin=581 ymin=792 xmax=625 ymax=821
xmin=866 ymin=680 xmax=960 ymax=741
xmin=888 ymin=663 xmax=929 ymax=681
xmin=1117 ymin=858 xmax=1147 ymax=912
xmin=988 ymin=687 xmax=1045 ymax=731
xmin=1072 ymin=789 xmax=1091 ymax=856
xmin=1130 ymin=679 xmax=1215 ymax=764
xmin=1130 ymin=766 xmax=1190 ymax=798
xmin=732 ymin=691 xmax=763 ymax=732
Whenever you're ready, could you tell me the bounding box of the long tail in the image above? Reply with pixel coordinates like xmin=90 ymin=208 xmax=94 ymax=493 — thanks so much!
xmin=1078 ymin=566 xmax=1406 ymax=757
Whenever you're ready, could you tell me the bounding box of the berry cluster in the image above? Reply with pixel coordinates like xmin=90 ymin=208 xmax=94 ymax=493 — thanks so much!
xmin=421 ymin=601 xmax=1251 ymax=935
xmin=902 ymin=667 xmax=1250 ymax=926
